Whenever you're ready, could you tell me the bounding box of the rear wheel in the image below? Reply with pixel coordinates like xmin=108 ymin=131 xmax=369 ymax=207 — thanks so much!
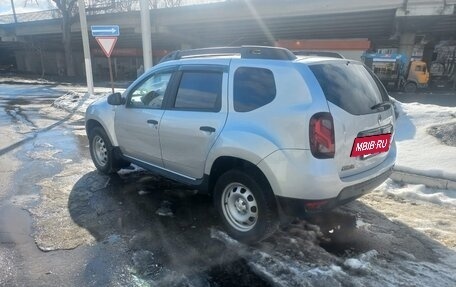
xmin=404 ymin=82 xmax=417 ymax=93
xmin=89 ymin=126 xmax=129 ymax=174
xmin=213 ymin=169 xmax=278 ymax=243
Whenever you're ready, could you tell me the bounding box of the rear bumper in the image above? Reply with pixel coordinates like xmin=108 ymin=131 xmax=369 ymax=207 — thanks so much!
xmin=257 ymin=141 xmax=396 ymax=201
xmin=276 ymin=167 xmax=392 ymax=217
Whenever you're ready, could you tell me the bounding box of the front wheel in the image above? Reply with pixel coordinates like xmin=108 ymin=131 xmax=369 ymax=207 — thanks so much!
xmin=404 ymin=82 xmax=417 ymax=93
xmin=88 ymin=126 xmax=129 ymax=174
xmin=213 ymin=169 xmax=278 ymax=243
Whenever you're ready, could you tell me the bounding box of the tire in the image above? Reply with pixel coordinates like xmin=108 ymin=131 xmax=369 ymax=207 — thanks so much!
xmin=404 ymin=82 xmax=417 ymax=93
xmin=88 ymin=126 xmax=129 ymax=174
xmin=213 ymin=169 xmax=279 ymax=243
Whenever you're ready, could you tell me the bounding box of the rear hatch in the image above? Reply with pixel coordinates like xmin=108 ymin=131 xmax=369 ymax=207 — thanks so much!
xmin=309 ymin=60 xmax=395 ymax=178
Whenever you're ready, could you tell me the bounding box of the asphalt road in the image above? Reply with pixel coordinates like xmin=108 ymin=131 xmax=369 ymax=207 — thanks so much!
xmin=390 ymin=90 xmax=456 ymax=107
xmin=1 ymin=83 xmax=455 ymax=286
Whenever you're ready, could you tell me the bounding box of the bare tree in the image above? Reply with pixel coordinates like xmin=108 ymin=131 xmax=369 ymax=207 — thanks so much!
xmin=150 ymin=0 xmax=182 ymax=8
xmin=86 ymin=0 xmax=137 ymax=13
xmin=163 ymin=0 xmax=182 ymax=7
xmin=52 ymin=0 xmax=77 ymax=77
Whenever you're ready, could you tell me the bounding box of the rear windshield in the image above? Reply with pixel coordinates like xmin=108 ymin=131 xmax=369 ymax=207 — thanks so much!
xmin=309 ymin=62 xmax=388 ymax=115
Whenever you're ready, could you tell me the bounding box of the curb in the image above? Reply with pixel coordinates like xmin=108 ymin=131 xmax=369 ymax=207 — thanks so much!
xmin=390 ymin=170 xmax=456 ymax=190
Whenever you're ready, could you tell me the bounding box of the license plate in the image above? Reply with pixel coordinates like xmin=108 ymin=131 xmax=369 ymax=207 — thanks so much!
xmin=350 ymin=133 xmax=392 ymax=157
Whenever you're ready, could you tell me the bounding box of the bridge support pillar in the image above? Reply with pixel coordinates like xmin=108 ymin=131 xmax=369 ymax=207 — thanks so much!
xmin=399 ymin=32 xmax=415 ymax=62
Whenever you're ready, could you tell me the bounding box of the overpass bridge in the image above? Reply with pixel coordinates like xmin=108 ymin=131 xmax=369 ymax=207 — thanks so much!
xmin=0 ymin=0 xmax=455 ymax=78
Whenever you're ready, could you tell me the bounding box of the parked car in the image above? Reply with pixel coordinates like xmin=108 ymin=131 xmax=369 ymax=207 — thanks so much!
xmin=85 ymin=46 xmax=396 ymax=243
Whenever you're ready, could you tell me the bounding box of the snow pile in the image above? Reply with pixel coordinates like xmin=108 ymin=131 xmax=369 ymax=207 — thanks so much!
xmin=52 ymin=86 xmax=123 ymax=115
xmin=377 ymin=178 xmax=456 ymax=206
xmin=52 ymin=92 xmax=105 ymax=115
xmin=428 ymin=123 xmax=456 ymax=147
xmin=393 ymin=100 xmax=456 ymax=181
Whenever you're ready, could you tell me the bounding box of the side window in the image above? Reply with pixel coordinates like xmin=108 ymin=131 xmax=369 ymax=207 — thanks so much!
xmin=128 ymin=72 xmax=173 ymax=109
xmin=233 ymin=67 xmax=276 ymax=112
xmin=173 ymin=71 xmax=223 ymax=112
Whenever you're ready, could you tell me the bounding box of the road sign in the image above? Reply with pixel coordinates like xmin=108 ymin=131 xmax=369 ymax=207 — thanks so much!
xmin=95 ymin=37 xmax=117 ymax=58
xmin=92 ymin=26 xmax=119 ymax=94
xmin=91 ymin=25 xmax=120 ymax=37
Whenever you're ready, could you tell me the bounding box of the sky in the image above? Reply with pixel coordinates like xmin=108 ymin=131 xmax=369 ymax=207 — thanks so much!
xmin=0 ymin=0 xmax=53 ymax=15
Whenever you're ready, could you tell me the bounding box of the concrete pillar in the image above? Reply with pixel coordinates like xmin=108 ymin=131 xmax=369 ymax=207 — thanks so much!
xmin=181 ymin=44 xmax=192 ymax=50
xmin=140 ymin=0 xmax=153 ymax=70
xmin=399 ymin=32 xmax=415 ymax=62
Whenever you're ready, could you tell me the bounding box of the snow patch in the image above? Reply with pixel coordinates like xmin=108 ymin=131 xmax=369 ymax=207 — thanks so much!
xmin=393 ymin=100 xmax=456 ymax=181
xmin=117 ymin=164 xmax=144 ymax=175
xmin=378 ymin=179 xmax=456 ymax=206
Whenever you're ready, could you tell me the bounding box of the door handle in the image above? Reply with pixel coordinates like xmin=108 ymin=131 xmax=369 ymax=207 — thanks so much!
xmin=147 ymin=119 xmax=158 ymax=125
xmin=200 ymin=126 xmax=216 ymax=133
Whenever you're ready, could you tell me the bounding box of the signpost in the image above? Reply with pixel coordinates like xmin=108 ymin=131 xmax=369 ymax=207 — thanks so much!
xmin=78 ymin=0 xmax=94 ymax=95
xmin=91 ymin=25 xmax=119 ymax=93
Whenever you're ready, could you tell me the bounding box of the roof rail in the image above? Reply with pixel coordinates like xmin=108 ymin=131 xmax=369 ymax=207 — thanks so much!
xmin=159 ymin=46 xmax=297 ymax=63
xmin=292 ymin=50 xmax=345 ymax=59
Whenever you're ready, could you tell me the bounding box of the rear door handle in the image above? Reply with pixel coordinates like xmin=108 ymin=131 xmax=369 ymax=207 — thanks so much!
xmin=147 ymin=119 xmax=159 ymax=125
xmin=200 ymin=126 xmax=216 ymax=133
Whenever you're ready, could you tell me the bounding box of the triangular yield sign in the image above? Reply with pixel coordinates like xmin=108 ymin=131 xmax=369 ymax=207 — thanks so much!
xmin=95 ymin=37 xmax=117 ymax=58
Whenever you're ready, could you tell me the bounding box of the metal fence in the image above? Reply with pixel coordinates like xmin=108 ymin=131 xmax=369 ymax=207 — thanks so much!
xmin=0 ymin=0 xmax=224 ymax=25
xmin=0 ymin=9 xmax=62 ymax=24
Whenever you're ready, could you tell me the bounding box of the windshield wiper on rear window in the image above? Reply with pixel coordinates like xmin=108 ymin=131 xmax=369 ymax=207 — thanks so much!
xmin=370 ymin=102 xmax=391 ymax=110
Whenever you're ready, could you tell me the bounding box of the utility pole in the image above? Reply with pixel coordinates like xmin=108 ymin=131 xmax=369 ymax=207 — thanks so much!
xmin=78 ymin=0 xmax=94 ymax=95
xmin=140 ymin=0 xmax=153 ymax=70
xmin=10 ymin=0 xmax=17 ymax=23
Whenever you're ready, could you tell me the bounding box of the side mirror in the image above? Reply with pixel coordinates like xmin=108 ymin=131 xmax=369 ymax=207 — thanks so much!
xmin=107 ymin=92 xmax=125 ymax=106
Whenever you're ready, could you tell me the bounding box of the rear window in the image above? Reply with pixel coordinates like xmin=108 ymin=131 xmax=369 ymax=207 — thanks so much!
xmin=309 ymin=62 xmax=387 ymax=115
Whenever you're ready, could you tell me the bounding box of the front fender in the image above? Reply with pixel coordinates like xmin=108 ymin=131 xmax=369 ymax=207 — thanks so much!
xmin=85 ymin=97 xmax=118 ymax=146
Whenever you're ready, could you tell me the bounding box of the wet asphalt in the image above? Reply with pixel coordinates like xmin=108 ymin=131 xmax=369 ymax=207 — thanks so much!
xmin=0 ymin=83 xmax=278 ymax=286
xmin=1 ymin=83 xmax=456 ymax=286
xmin=390 ymin=90 xmax=456 ymax=107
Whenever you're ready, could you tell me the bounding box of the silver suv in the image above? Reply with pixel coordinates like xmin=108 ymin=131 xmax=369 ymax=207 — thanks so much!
xmin=85 ymin=46 xmax=396 ymax=242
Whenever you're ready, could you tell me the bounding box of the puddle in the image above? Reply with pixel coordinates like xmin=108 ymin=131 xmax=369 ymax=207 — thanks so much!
xmin=0 ymin=205 xmax=32 ymax=245
xmin=0 ymin=205 xmax=39 ymax=256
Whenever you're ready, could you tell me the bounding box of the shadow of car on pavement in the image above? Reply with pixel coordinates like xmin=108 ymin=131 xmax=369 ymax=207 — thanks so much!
xmin=67 ymin=169 xmax=456 ymax=286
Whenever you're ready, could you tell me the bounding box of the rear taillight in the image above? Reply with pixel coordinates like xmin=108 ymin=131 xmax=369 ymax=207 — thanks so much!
xmin=309 ymin=112 xmax=335 ymax=159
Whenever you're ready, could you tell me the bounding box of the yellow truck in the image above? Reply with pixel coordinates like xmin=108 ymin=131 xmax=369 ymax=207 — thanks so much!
xmin=362 ymin=53 xmax=429 ymax=93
